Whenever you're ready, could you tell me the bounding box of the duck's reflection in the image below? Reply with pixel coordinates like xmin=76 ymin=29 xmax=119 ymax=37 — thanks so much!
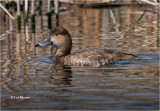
xmin=32 ymin=55 xmax=73 ymax=86
xmin=48 ymin=64 xmax=72 ymax=85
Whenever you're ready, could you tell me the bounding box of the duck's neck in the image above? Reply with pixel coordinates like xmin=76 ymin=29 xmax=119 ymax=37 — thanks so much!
xmin=54 ymin=48 xmax=71 ymax=59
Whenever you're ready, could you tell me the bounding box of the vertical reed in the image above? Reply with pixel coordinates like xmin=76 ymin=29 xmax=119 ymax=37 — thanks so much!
xmin=31 ymin=0 xmax=35 ymax=33
xmin=39 ymin=1 xmax=43 ymax=31
xmin=48 ymin=0 xmax=52 ymax=29
xmin=17 ymin=0 xmax=21 ymax=32
xmin=31 ymin=0 xmax=36 ymax=54
xmin=25 ymin=0 xmax=28 ymax=14
xmin=54 ymin=0 xmax=59 ymax=26
xmin=39 ymin=0 xmax=42 ymax=15
xmin=25 ymin=0 xmax=28 ymax=23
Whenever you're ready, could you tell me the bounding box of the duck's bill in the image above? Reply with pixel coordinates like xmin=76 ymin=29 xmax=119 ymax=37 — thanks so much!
xmin=35 ymin=37 xmax=52 ymax=47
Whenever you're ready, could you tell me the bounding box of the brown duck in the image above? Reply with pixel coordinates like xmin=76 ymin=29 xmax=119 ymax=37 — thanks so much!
xmin=35 ymin=26 xmax=138 ymax=67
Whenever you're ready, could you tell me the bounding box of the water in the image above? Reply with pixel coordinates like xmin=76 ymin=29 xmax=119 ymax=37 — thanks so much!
xmin=0 ymin=2 xmax=159 ymax=110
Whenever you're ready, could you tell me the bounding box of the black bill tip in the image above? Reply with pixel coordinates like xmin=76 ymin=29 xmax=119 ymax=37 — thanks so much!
xmin=35 ymin=44 xmax=40 ymax=47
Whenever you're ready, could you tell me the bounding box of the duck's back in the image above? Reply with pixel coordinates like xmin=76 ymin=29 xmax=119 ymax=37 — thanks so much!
xmin=60 ymin=48 xmax=138 ymax=67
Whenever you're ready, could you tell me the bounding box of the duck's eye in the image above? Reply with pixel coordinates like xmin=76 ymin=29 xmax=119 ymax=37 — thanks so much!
xmin=54 ymin=34 xmax=57 ymax=36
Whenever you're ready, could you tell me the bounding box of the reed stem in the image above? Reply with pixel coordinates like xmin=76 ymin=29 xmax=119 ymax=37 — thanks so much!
xmin=17 ymin=0 xmax=21 ymax=32
xmin=31 ymin=0 xmax=35 ymax=33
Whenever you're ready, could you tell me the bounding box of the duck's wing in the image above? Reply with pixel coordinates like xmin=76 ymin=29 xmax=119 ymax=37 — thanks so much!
xmin=62 ymin=48 xmax=137 ymax=67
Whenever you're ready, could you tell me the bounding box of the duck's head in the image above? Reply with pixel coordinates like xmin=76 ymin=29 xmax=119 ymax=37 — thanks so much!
xmin=35 ymin=26 xmax=72 ymax=58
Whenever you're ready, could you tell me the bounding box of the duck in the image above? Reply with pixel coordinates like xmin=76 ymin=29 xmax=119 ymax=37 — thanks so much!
xmin=35 ymin=26 xmax=138 ymax=67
